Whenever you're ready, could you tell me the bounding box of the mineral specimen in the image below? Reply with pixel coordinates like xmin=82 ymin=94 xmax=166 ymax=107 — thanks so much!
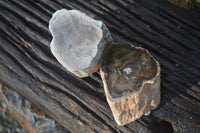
xmin=49 ymin=9 xmax=113 ymax=77
xmin=100 ymin=43 xmax=161 ymax=126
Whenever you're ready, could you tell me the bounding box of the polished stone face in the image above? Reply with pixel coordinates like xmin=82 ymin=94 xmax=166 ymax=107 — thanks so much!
xmin=102 ymin=43 xmax=157 ymax=98
xmin=49 ymin=9 xmax=105 ymax=77
xmin=101 ymin=43 xmax=160 ymax=126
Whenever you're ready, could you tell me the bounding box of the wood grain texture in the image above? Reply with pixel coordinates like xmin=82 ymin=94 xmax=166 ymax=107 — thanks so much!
xmin=0 ymin=0 xmax=200 ymax=132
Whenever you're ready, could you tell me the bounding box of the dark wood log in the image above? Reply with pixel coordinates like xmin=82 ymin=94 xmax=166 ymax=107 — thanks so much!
xmin=0 ymin=0 xmax=200 ymax=132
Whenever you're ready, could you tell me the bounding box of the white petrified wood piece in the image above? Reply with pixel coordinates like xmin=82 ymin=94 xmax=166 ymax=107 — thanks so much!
xmin=100 ymin=43 xmax=161 ymax=126
xmin=49 ymin=9 xmax=113 ymax=77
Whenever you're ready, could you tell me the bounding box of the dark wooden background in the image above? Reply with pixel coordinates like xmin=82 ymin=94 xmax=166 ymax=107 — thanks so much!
xmin=0 ymin=0 xmax=200 ymax=132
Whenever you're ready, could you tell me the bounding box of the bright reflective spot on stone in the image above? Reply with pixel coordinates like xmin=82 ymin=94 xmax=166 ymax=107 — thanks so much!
xmin=123 ymin=67 xmax=132 ymax=74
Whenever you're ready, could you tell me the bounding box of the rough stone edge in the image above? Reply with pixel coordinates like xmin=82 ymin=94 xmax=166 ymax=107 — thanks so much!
xmin=49 ymin=9 xmax=114 ymax=78
xmin=0 ymin=85 xmax=36 ymax=133
xmin=100 ymin=43 xmax=161 ymax=126
xmin=0 ymin=84 xmax=69 ymax=133
xmin=77 ymin=23 xmax=114 ymax=77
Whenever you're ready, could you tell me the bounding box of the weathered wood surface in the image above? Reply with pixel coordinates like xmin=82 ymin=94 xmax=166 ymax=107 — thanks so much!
xmin=0 ymin=0 xmax=200 ymax=132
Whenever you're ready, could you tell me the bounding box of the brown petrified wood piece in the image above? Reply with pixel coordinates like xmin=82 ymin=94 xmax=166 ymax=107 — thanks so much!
xmin=0 ymin=0 xmax=200 ymax=132
xmin=101 ymin=43 xmax=161 ymax=126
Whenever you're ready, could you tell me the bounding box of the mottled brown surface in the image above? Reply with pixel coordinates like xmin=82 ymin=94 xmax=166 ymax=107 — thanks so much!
xmin=101 ymin=43 xmax=161 ymax=126
xmin=102 ymin=43 xmax=157 ymax=98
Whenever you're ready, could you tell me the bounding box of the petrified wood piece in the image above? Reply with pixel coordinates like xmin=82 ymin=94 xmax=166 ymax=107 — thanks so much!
xmin=1 ymin=0 xmax=200 ymax=132
xmin=100 ymin=43 xmax=161 ymax=126
xmin=49 ymin=9 xmax=113 ymax=77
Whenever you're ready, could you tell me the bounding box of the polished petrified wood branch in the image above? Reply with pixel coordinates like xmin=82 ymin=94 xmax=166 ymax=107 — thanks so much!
xmin=100 ymin=43 xmax=161 ymax=126
xmin=49 ymin=9 xmax=113 ymax=77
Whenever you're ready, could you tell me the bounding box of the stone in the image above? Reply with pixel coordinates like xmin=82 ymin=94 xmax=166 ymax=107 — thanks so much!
xmin=49 ymin=9 xmax=113 ymax=77
xmin=100 ymin=43 xmax=161 ymax=126
xmin=0 ymin=84 xmax=69 ymax=133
